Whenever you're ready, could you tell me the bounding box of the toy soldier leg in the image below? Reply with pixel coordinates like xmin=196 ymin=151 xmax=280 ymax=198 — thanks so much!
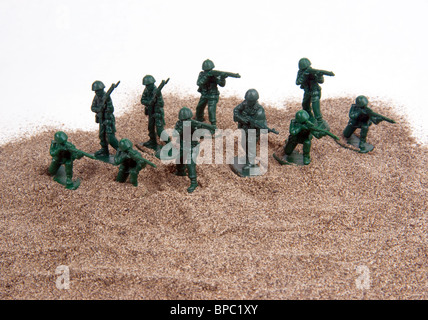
xmin=48 ymin=158 xmax=61 ymax=176
xmin=175 ymin=146 xmax=188 ymax=176
xmin=186 ymin=163 xmax=198 ymax=193
xmin=95 ymin=125 xmax=109 ymax=156
xmin=302 ymin=91 xmax=314 ymax=120
xmin=195 ymin=96 xmax=209 ymax=122
xmin=246 ymin=132 xmax=259 ymax=167
xmin=64 ymin=160 xmax=74 ymax=186
xmin=155 ymin=117 xmax=170 ymax=144
xmin=107 ymin=132 xmax=119 ymax=150
xmin=284 ymin=136 xmax=298 ymax=155
xmin=116 ymin=164 xmax=129 ymax=183
xmin=144 ymin=116 xmax=158 ymax=148
xmin=302 ymin=139 xmax=312 ymax=165
xmin=343 ymin=123 xmax=357 ymax=139
xmin=207 ymin=96 xmax=219 ymax=126
xmin=129 ymin=164 xmax=143 ymax=187
xmin=359 ymin=123 xmax=370 ymax=150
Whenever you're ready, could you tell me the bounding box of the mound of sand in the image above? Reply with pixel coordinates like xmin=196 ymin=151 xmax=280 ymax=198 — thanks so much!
xmin=0 ymin=93 xmax=426 ymax=299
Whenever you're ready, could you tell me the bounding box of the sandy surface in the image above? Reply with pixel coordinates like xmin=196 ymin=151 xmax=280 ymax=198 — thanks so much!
xmin=0 ymin=93 xmax=427 ymax=300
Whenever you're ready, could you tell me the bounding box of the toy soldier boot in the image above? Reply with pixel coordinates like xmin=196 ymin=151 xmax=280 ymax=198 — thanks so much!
xmin=116 ymin=167 xmax=129 ymax=183
xmin=129 ymin=172 xmax=139 ymax=187
xmin=174 ymin=164 xmax=187 ymax=176
xmin=359 ymin=127 xmax=369 ymax=152
xmin=95 ymin=145 xmax=109 ymax=157
xmin=65 ymin=163 xmax=74 ymax=188
xmin=187 ymin=166 xmax=198 ymax=193
xmin=343 ymin=124 xmax=356 ymax=139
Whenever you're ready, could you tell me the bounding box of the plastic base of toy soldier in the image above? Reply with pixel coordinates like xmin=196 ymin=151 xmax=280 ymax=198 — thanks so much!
xmin=343 ymin=134 xmax=374 ymax=153
xmin=273 ymin=150 xmax=309 ymax=166
xmin=230 ymin=156 xmax=264 ymax=177
xmin=51 ymin=166 xmax=81 ymax=190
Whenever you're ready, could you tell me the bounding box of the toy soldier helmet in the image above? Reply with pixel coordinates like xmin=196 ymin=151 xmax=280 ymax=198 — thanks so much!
xmin=54 ymin=131 xmax=68 ymax=143
xmin=119 ymin=138 xmax=133 ymax=151
xmin=91 ymin=80 xmax=105 ymax=91
xmin=298 ymin=58 xmax=311 ymax=70
xmin=355 ymin=95 xmax=369 ymax=107
xmin=295 ymin=110 xmax=310 ymax=123
xmin=142 ymin=75 xmax=156 ymax=85
xmin=244 ymin=89 xmax=259 ymax=102
xmin=178 ymin=107 xmax=193 ymax=120
xmin=202 ymin=59 xmax=215 ymax=71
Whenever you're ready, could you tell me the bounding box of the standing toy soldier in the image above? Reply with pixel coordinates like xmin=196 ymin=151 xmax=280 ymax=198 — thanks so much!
xmin=48 ymin=131 xmax=95 ymax=189
xmin=274 ymin=110 xmax=339 ymax=166
xmin=114 ymin=138 xmax=157 ymax=187
xmin=232 ymin=89 xmax=278 ymax=176
xmin=342 ymin=95 xmax=396 ymax=153
xmin=139 ymin=75 xmax=170 ymax=152
xmin=91 ymin=80 xmax=120 ymax=162
xmin=195 ymin=59 xmax=240 ymax=127
xmin=174 ymin=107 xmax=216 ymax=193
xmin=296 ymin=58 xmax=335 ymax=134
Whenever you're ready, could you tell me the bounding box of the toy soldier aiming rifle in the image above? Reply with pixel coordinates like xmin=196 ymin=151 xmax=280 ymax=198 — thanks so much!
xmin=195 ymin=59 xmax=240 ymax=127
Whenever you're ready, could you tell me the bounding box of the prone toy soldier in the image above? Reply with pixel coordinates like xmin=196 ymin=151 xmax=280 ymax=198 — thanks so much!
xmin=195 ymin=59 xmax=240 ymax=127
xmin=140 ymin=75 xmax=170 ymax=151
xmin=343 ymin=95 xmax=395 ymax=152
xmin=91 ymin=80 xmax=120 ymax=157
xmin=296 ymin=58 xmax=334 ymax=134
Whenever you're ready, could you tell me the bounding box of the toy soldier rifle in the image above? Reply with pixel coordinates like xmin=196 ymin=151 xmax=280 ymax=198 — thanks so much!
xmin=132 ymin=151 xmax=157 ymax=168
xmin=305 ymin=123 xmax=339 ymax=140
xmin=209 ymin=70 xmax=241 ymax=79
xmin=235 ymin=114 xmax=279 ymax=135
xmin=100 ymin=81 xmax=120 ymax=122
xmin=66 ymin=144 xmax=97 ymax=160
xmin=304 ymin=67 xmax=335 ymax=77
xmin=366 ymin=108 xmax=396 ymax=124
xmin=188 ymin=119 xmax=217 ymax=135
xmin=50 ymin=140 xmax=96 ymax=160
xmin=149 ymin=78 xmax=170 ymax=107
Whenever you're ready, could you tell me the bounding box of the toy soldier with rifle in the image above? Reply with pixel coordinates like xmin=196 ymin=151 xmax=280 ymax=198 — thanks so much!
xmin=174 ymin=107 xmax=216 ymax=193
xmin=232 ymin=89 xmax=279 ymax=176
xmin=342 ymin=95 xmax=396 ymax=153
xmin=48 ymin=131 xmax=96 ymax=189
xmin=139 ymin=75 xmax=170 ymax=152
xmin=114 ymin=138 xmax=157 ymax=187
xmin=296 ymin=58 xmax=335 ymax=135
xmin=275 ymin=110 xmax=339 ymax=166
xmin=90 ymin=80 xmax=120 ymax=161
xmin=195 ymin=59 xmax=240 ymax=127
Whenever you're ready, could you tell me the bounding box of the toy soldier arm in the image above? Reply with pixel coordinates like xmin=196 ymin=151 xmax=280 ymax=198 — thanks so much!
xmin=49 ymin=141 xmax=61 ymax=157
xmin=367 ymin=107 xmax=396 ymax=124
xmin=349 ymin=105 xmax=360 ymax=120
xmin=141 ymin=87 xmax=151 ymax=106
xmin=189 ymin=119 xmax=216 ymax=134
xmin=114 ymin=150 xmax=127 ymax=165
xmin=197 ymin=71 xmax=210 ymax=87
xmin=289 ymin=120 xmax=304 ymax=136
xmin=91 ymin=96 xmax=101 ymax=113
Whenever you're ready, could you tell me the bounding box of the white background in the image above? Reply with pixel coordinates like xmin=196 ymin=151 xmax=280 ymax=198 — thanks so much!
xmin=1 ymin=0 xmax=427 ymax=144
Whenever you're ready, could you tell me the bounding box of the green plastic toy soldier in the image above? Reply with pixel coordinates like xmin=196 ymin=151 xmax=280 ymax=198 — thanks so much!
xmin=174 ymin=107 xmax=216 ymax=193
xmin=114 ymin=138 xmax=157 ymax=187
xmin=48 ymin=131 xmax=96 ymax=189
xmin=91 ymin=80 xmax=120 ymax=162
xmin=232 ymin=89 xmax=278 ymax=176
xmin=342 ymin=95 xmax=396 ymax=153
xmin=139 ymin=75 xmax=170 ymax=152
xmin=274 ymin=110 xmax=339 ymax=166
xmin=195 ymin=59 xmax=241 ymax=127
xmin=296 ymin=58 xmax=335 ymax=134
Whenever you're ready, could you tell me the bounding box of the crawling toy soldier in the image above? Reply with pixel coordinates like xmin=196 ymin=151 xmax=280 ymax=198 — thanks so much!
xmin=139 ymin=75 xmax=170 ymax=152
xmin=48 ymin=131 xmax=95 ymax=189
xmin=342 ymin=95 xmax=396 ymax=153
xmin=91 ymin=80 xmax=120 ymax=161
xmin=232 ymin=89 xmax=278 ymax=176
xmin=114 ymin=138 xmax=157 ymax=187
xmin=275 ymin=110 xmax=338 ymax=166
xmin=174 ymin=107 xmax=216 ymax=193
xmin=296 ymin=58 xmax=335 ymax=134
xmin=195 ymin=59 xmax=240 ymax=127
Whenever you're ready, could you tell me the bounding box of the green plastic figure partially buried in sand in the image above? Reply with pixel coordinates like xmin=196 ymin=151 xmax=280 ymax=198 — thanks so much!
xmin=296 ymin=58 xmax=335 ymax=135
xmin=138 ymin=75 xmax=170 ymax=153
xmin=274 ymin=110 xmax=339 ymax=166
xmin=48 ymin=131 xmax=96 ymax=189
xmin=232 ymin=89 xmax=279 ymax=177
xmin=195 ymin=59 xmax=241 ymax=127
xmin=174 ymin=107 xmax=216 ymax=193
xmin=90 ymin=80 xmax=120 ymax=163
xmin=341 ymin=95 xmax=396 ymax=153
xmin=114 ymin=138 xmax=157 ymax=187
